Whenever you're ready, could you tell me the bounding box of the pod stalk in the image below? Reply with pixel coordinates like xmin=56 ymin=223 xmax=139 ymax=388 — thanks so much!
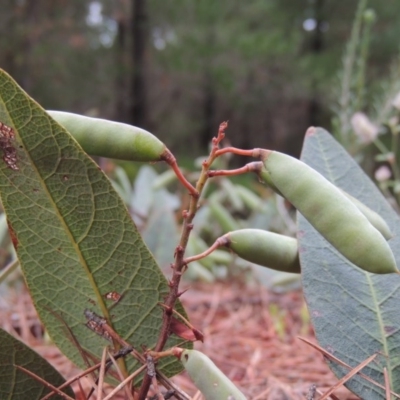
xmin=183 ymin=237 xmax=227 ymax=265
xmin=208 ymin=161 xmax=263 ymax=178
xmin=161 ymin=148 xmax=199 ymax=198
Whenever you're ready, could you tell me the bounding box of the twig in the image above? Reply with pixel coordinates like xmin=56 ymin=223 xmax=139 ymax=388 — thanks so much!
xmin=208 ymin=161 xmax=263 ymax=178
xmin=298 ymin=337 xmax=400 ymax=399
xmin=318 ymin=353 xmax=377 ymax=400
xmin=0 ymin=258 xmax=19 ymax=284
xmin=84 ymin=309 xmax=143 ymax=362
xmin=41 ymin=347 xmax=134 ymax=400
xmin=384 ymin=368 xmax=391 ymax=400
xmin=137 ymin=121 xmax=228 ymax=399
xmin=214 ymin=146 xmax=265 ymax=158
xmin=315 ymin=388 xmax=340 ymax=400
xmin=96 ymin=347 xmax=108 ymax=400
xmin=183 ymin=237 xmax=225 ymax=265
xmin=15 ymin=365 xmax=75 ymax=400
xmin=161 ymin=148 xmax=198 ymax=198
xmin=107 ymin=350 xmax=135 ymax=400
xmin=102 ymin=365 xmax=147 ymax=400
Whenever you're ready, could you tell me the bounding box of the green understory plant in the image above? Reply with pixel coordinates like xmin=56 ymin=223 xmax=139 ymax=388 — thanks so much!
xmin=332 ymin=0 xmax=400 ymax=210
xmin=0 ymin=68 xmax=400 ymax=400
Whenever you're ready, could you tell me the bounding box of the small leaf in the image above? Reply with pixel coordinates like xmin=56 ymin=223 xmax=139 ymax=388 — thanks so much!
xmin=298 ymin=127 xmax=400 ymax=399
xmin=0 ymin=328 xmax=75 ymax=399
xmin=0 ymin=69 xmax=191 ymax=382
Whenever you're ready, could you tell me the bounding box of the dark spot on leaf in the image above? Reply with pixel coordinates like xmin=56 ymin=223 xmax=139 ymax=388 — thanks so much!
xmin=384 ymin=326 xmax=396 ymax=335
xmin=33 ymin=188 xmax=39 ymax=193
xmin=88 ymin=298 xmax=96 ymax=306
xmin=104 ymin=291 xmax=122 ymax=303
xmin=57 ymin=247 xmax=62 ymax=252
xmin=7 ymin=220 xmax=18 ymax=250
xmin=312 ymin=310 xmax=321 ymax=318
xmin=297 ymin=230 xmax=306 ymax=239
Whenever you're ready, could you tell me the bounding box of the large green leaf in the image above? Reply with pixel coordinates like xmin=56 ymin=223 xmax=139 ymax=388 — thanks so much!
xmin=0 ymin=328 xmax=75 ymax=399
xmin=0 ymin=69 xmax=190 ymax=382
xmin=298 ymin=128 xmax=400 ymax=399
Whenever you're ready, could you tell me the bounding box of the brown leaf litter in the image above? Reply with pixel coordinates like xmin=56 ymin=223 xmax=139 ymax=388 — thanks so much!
xmin=0 ymin=279 xmax=362 ymax=399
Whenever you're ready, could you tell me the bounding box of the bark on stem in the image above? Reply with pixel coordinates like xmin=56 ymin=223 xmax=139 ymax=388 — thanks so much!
xmin=137 ymin=122 xmax=228 ymax=399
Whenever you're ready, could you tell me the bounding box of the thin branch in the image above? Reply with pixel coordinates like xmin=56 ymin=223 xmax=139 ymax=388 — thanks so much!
xmin=0 ymin=258 xmax=19 ymax=284
xmin=214 ymin=146 xmax=266 ymax=158
xmin=319 ymin=353 xmax=377 ymax=400
xmin=102 ymin=365 xmax=147 ymax=400
xmin=161 ymin=148 xmax=198 ymax=198
xmin=208 ymin=161 xmax=263 ymax=178
xmin=298 ymin=337 xmax=400 ymax=399
xmin=183 ymin=237 xmax=226 ymax=265
xmin=15 ymin=365 xmax=75 ymax=400
xmin=384 ymin=368 xmax=391 ymax=400
xmin=107 ymin=351 xmax=135 ymax=400
xmin=137 ymin=121 xmax=228 ymax=399
xmin=96 ymin=347 xmax=108 ymax=400
xmin=41 ymin=347 xmax=134 ymax=400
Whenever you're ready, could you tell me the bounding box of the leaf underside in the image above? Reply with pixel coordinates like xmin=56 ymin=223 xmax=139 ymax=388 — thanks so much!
xmin=0 ymin=69 xmax=191 ymax=384
xmin=298 ymin=128 xmax=400 ymax=399
xmin=0 ymin=328 xmax=75 ymax=400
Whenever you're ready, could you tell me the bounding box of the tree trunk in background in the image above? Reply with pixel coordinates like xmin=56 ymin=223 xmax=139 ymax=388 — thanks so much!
xmin=201 ymin=70 xmax=216 ymax=150
xmin=130 ymin=0 xmax=148 ymax=128
xmin=115 ymin=17 xmax=128 ymax=122
xmin=308 ymin=0 xmax=325 ymax=127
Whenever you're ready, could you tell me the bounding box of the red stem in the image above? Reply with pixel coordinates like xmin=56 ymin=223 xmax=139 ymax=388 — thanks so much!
xmin=215 ymin=147 xmax=266 ymax=158
xmin=137 ymin=122 xmax=228 ymax=399
xmin=183 ymin=238 xmax=223 ymax=265
xmin=161 ymin=149 xmax=199 ymax=198
xmin=208 ymin=161 xmax=263 ymax=178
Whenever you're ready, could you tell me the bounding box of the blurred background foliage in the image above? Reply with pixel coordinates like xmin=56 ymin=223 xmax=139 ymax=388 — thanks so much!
xmin=2 ymin=0 xmax=400 ymax=159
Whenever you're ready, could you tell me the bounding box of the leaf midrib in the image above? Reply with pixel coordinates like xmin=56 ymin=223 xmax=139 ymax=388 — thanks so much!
xmin=0 ymin=94 xmax=127 ymax=363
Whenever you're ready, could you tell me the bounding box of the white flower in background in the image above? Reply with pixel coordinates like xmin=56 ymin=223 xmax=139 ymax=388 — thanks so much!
xmin=375 ymin=165 xmax=391 ymax=182
xmin=351 ymin=112 xmax=379 ymax=144
xmin=392 ymin=91 xmax=400 ymax=111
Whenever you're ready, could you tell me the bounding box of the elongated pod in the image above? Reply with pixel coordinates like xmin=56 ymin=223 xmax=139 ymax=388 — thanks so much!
xmin=177 ymin=349 xmax=246 ymax=400
xmin=222 ymin=229 xmax=300 ymax=273
xmin=209 ymin=197 xmax=240 ymax=233
xmin=259 ymin=166 xmax=392 ymax=240
xmin=47 ymin=111 xmax=167 ymax=162
xmin=340 ymin=191 xmax=392 ymax=240
xmin=261 ymin=151 xmax=397 ymax=274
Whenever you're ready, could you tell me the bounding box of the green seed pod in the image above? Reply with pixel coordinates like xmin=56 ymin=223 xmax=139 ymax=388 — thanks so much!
xmin=47 ymin=111 xmax=167 ymax=162
xmin=180 ymin=349 xmax=246 ymax=400
xmin=222 ymin=229 xmax=300 ymax=273
xmin=341 ymin=191 xmax=392 ymax=240
xmin=261 ymin=166 xmax=392 ymax=240
xmin=234 ymin=184 xmax=263 ymax=211
xmin=261 ymin=151 xmax=397 ymax=274
xmin=209 ymin=198 xmax=240 ymax=233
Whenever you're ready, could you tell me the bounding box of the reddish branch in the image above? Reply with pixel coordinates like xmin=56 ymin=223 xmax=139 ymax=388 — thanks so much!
xmin=207 ymin=161 xmax=263 ymax=178
xmin=137 ymin=122 xmax=228 ymax=399
xmin=161 ymin=149 xmax=199 ymax=198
